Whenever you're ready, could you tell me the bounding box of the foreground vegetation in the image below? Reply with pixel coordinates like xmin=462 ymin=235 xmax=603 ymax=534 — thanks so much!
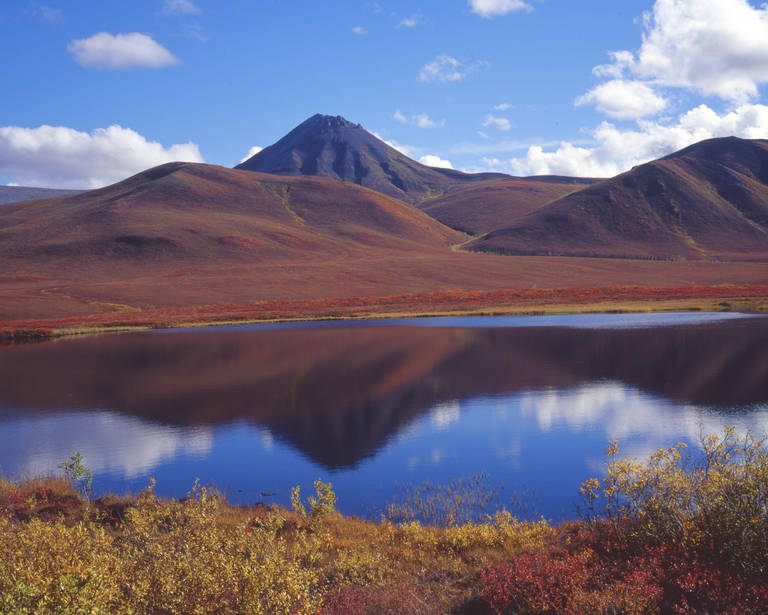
xmin=1 ymin=428 xmax=767 ymax=614
xmin=1 ymin=284 xmax=766 ymax=342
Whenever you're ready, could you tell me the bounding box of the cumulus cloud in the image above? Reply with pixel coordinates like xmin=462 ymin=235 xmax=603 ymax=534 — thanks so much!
xmin=468 ymin=0 xmax=532 ymax=18
xmin=394 ymin=110 xmax=446 ymax=128
xmin=419 ymin=54 xmax=484 ymax=83
xmin=0 ymin=124 xmax=204 ymax=188
xmin=594 ymin=0 xmax=768 ymax=102
xmin=67 ymin=32 xmax=178 ymax=69
xmin=419 ymin=154 xmax=454 ymax=169
xmin=482 ymin=114 xmax=512 ymax=131
xmin=352 ymin=25 xmax=367 ymax=35
xmin=488 ymin=103 xmax=768 ymax=177
xmin=162 ymin=0 xmax=201 ymax=14
xmin=493 ymin=102 xmax=511 ymax=111
xmin=239 ymin=145 xmax=262 ymax=163
xmin=575 ymin=79 xmax=668 ymax=120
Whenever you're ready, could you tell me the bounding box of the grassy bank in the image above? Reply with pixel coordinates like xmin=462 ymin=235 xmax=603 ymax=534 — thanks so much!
xmin=1 ymin=429 xmax=767 ymax=614
xmin=1 ymin=284 xmax=766 ymax=342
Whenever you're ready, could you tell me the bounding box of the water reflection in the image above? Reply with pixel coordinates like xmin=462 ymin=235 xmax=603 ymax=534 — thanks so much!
xmin=0 ymin=313 xmax=766 ymax=518
xmin=0 ymin=409 xmax=212 ymax=478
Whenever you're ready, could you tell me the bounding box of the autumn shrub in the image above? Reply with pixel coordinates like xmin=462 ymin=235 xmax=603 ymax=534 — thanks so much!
xmin=580 ymin=427 xmax=768 ymax=578
xmin=0 ymin=479 xmax=322 ymax=614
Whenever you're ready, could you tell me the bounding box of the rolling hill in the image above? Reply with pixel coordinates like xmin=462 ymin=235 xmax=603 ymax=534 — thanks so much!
xmin=468 ymin=137 xmax=768 ymax=260
xmin=235 ymin=113 xmax=507 ymax=204
xmin=419 ymin=176 xmax=598 ymax=235
xmin=0 ymin=161 xmax=463 ymax=264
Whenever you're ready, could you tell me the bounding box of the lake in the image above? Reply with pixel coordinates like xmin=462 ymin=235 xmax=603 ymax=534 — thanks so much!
xmin=1 ymin=311 xmax=766 ymax=521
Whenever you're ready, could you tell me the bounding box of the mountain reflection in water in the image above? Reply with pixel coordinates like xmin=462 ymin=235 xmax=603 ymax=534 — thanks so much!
xmin=0 ymin=314 xmax=766 ymax=518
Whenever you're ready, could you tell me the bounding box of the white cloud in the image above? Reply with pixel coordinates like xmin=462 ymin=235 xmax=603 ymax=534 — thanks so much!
xmin=493 ymin=103 xmax=511 ymax=111
xmin=477 ymin=130 xmax=490 ymax=139
xmin=490 ymin=103 xmax=768 ymax=177
xmin=393 ymin=110 xmax=445 ymax=128
xmin=419 ymin=154 xmax=454 ymax=169
xmin=482 ymin=114 xmax=512 ymax=131
xmin=352 ymin=25 xmax=367 ymax=35
xmin=575 ymin=79 xmax=668 ymax=120
xmin=68 ymin=32 xmax=178 ymax=69
xmin=239 ymin=145 xmax=262 ymax=163
xmin=0 ymin=124 xmax=204 ymax=189
xmin=595 ymin=0 xmax=768 ymax=102
xmin=413 ymin=113 xmax=445 ymax=128
xmin=419 ymin=54 xmax=482 ymax=83
xmin=468 ymin=0 xmax=532 ymax=18
xmin=162 ymin=0 xmax=200 ymax=15
xmin=398 ymin=14 xmax=422 ymax=27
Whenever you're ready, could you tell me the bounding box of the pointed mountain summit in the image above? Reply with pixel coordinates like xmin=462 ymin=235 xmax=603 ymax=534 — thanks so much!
xmin=235 ymin=113 xmax=505 ymax=203
xmin=469 ymin=137 xmax=768 ymax=260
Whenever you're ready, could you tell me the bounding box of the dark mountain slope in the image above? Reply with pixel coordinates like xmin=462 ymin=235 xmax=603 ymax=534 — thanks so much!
xmin=468 ymin=137 xmax=768 ymax=260
xmin=235 ymin=114 xmax=507 ymax=204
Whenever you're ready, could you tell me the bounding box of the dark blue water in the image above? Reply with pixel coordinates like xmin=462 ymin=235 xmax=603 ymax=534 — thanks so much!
xmin=1 ymin=311 xmax=766 ymax=521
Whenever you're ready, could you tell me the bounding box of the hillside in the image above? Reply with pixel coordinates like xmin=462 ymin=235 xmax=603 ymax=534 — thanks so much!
xmin=0 ymin=185 xmax=82 ymax=206
xmin=235 ymin=114 xmax=506 ymax=204
xmin=0 ymin=161 xmax=463 ymax=264
xmin=468 ymin=137 xmax=768 ymax=260
xmin=419 ymin=176 xmax=598 ymax=235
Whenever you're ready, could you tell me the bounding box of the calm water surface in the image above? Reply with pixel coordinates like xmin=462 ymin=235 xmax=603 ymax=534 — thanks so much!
xmin=1 ymin=311 xmax=767 ymax=521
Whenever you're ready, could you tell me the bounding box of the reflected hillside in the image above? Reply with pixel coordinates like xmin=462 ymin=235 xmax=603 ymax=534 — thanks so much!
xmin=1 ymin=317 xmax=766 ymax=468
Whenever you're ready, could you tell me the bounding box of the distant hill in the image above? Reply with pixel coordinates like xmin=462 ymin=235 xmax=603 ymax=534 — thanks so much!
xmin=235 ymin=113 xmax=507 ymax=204
xmin=468 ymin=137 xmax=768 ymax=260
xmin=0 ymin=162 xmax=462 ymax=264
xmin=0 ymin=186 xmax=83 ymax=205
xmin=419 ymin=176 xmax=599 ymax=235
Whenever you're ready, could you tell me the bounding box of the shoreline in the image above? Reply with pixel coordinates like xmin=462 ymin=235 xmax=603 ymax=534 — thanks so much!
xmin=1 ymin=283 xmax=767 ymax=343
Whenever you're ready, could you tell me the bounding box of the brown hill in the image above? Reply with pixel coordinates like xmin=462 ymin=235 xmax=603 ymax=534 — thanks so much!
xmin=468 ymin=137 xmax=768 ymax=260
xmin=0 ymin=161 xmax=463 ymax=265
xmin=419 ymin=176 xmax=597 ymax=235
xmin=235 ymin=114 xmax=506 ymax=204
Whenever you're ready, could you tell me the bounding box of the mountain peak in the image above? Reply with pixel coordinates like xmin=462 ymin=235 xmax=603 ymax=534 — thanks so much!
xmin=303 ymin=114 xmax=362 ymax=131
xmin=235 ymin=113 xmax=496 ymax=203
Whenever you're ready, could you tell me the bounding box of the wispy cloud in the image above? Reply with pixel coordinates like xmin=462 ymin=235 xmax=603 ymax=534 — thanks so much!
xmin=482 ymin=114 xmax=512 ymax=131
xmin=36 ymin=5 xmax=63 ymax=23
xmin=162 ymin=0 xmax=201 ymax=15
xmin=352 ymin=25 xmax=367 ymax=35
xmin=419 ymin=54 xmax=487 ymax=83
xmin=68 ymin=32 xmax=178 ymax=69
xmin=398 ymin=14 xmax=422 ymax=27
xmin=468 ymin=0 xmax=532 ymax=18
xmin=393 ymin=110 xmax=446 ymax=128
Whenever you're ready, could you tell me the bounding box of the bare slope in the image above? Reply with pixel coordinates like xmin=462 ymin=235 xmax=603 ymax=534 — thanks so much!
xmin=469 ymin=137 xmax=768 ymax=260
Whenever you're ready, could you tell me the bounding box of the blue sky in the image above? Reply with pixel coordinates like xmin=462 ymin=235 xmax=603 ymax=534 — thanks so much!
xmin=1 ymin=0 xmax=768 ymax=187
